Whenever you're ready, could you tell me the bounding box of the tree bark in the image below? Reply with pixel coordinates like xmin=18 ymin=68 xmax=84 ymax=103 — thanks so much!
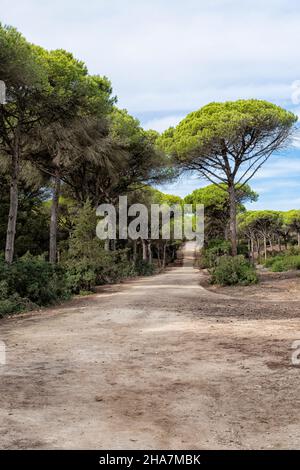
xmin=156 ymin=244 xmax=161 ymax=268
xmin=224 ymin=223 xmax=230 ymax=241
xmin=250 ymin=237 xmax=255 ymax=264
xmin=256 ymin=238 xmax=261 ymax=261
xmin=298 ymin=232 xmax=300 ymax=247
xmin=5 ymin=135 xmax=20 ymax=264
xmin=155 ymin=240 xmax=161 ymax=268
xmin=162 ymin=242 xmax=167 ymax=268
xmin=269 ymin=238 xmax=273 ymax=255
xmin=148 ymin=241 xmax=152 ymax=264
xmin=228 ymin=184 xmax=237 ymax=256
xmin=142 ymin=239 xmax=147 ymax=261
xmin=263 ymin=235 xmax=267 ymax=260
xmin=49 ymin=172 xmax=61 ymax=264
xmin=132 ymin=240 xmax=137 ymax=265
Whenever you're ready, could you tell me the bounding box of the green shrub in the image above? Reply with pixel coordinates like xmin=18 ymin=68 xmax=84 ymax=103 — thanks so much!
xmin=264 ymin=250 xmax=300 ymax=272
xmin=264 ymin=254 xmax=283 ymax=268
xmin=270 ymin=259 xmax=285 ymax=272
xmin=0 ymin=255 xmax=70 ymax=316
xmin=0 ymin=247 xmax=149 ymax=316
xmin=64 ymin=259 xmax=97 ymax=293
xmin=7 ymin=254 xmax=69 ymax=304
xmin=134 ymin=259 xmax=155 ymax=276
xmin=211 ymin=255 xmax=258 ymax=286
xmin=64 ymin=250 xmax=137 ymax=294
xmin=270 ymin=255 xmax=300 ymax=272
xmin=0 ymin=294 xmax=32 ymax=317
xmin=0 ymin=279 xmax=8 ymax=298
xmin=199 ymin=239 xmax=231 ymax=268
xmin=0 ymin=279 xmax=30 ymax=316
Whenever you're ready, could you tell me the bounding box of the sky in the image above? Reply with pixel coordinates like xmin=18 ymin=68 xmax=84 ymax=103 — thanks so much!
xmin=2 ymin=0 xmax=300 ymax=209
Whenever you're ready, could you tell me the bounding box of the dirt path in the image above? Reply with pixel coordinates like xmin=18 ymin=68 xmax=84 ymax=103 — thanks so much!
xmin=1 ymin=242 xmax=300 ymax=449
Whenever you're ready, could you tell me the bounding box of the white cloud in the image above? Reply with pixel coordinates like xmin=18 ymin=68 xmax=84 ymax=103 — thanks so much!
xmin=248 ymin=197 xmax=300 ymax=211
xmin=251 ymin=179 xmax=300 ymax=194
xmin=143 ymin=115 xmax=185 ymax=132
xmin=293 ymin=136 xmax=300 ymax=148
xmin=2 ymin=0 xmax=300 ymax=115
xmin=123 ymin=84 xmax=293 ymax=114
xmin=2 ymin=0 xmax=300 ymax=210
xmin=254 ymin=157 xmax=300 ymax=179
xmin=157 ymin=178 xmax=204 ymax=199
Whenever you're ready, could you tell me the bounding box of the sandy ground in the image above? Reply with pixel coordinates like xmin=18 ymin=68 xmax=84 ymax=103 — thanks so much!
xmin=204 ymin=268 xmax=300 ymax=302
xmin=1 ymin=242 xmax=300 ymax=450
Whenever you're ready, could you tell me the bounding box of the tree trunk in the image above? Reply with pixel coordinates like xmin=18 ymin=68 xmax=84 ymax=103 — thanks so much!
xmin=263 ymin=235 xmax=267 ymax=260
xmin=157 ymin=244 xmax=161 ymax=268
xmin=142 ymin=239 xmax=148 ymax=261
xmin=228 ymin=184 xmax=237 ymax=256
xmin=132 ymin=240 xmax=137 ymax=265
xmin=148 ymin=241 xmax=152 ymax=264
xmin=256 ymin=238 xmax=261 ymax=261
xmin=162 ymin=242 xmax=167 ymax=268
xmin=224 ymin=222 xmax=230 ymax=241
xmin=5 ymin=137 xmax=20 ymax=264
xmin=250 ymin=237 xmax=255 ymax=264
xmin=298 ymin=232 xmax=300 ymax=247
xmin=269 ymin=238 xmax=273 ymax=255
xmin=49 ymin=173 xmax=61 ymax=264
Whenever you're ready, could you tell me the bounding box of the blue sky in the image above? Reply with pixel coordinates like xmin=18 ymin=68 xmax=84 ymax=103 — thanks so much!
xmin=2 ymin=0 xmax=300 ymax=209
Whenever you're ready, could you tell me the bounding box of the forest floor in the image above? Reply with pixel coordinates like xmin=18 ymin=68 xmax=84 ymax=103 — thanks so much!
xmin=0 ymin=242 xmax=300 ymax=449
